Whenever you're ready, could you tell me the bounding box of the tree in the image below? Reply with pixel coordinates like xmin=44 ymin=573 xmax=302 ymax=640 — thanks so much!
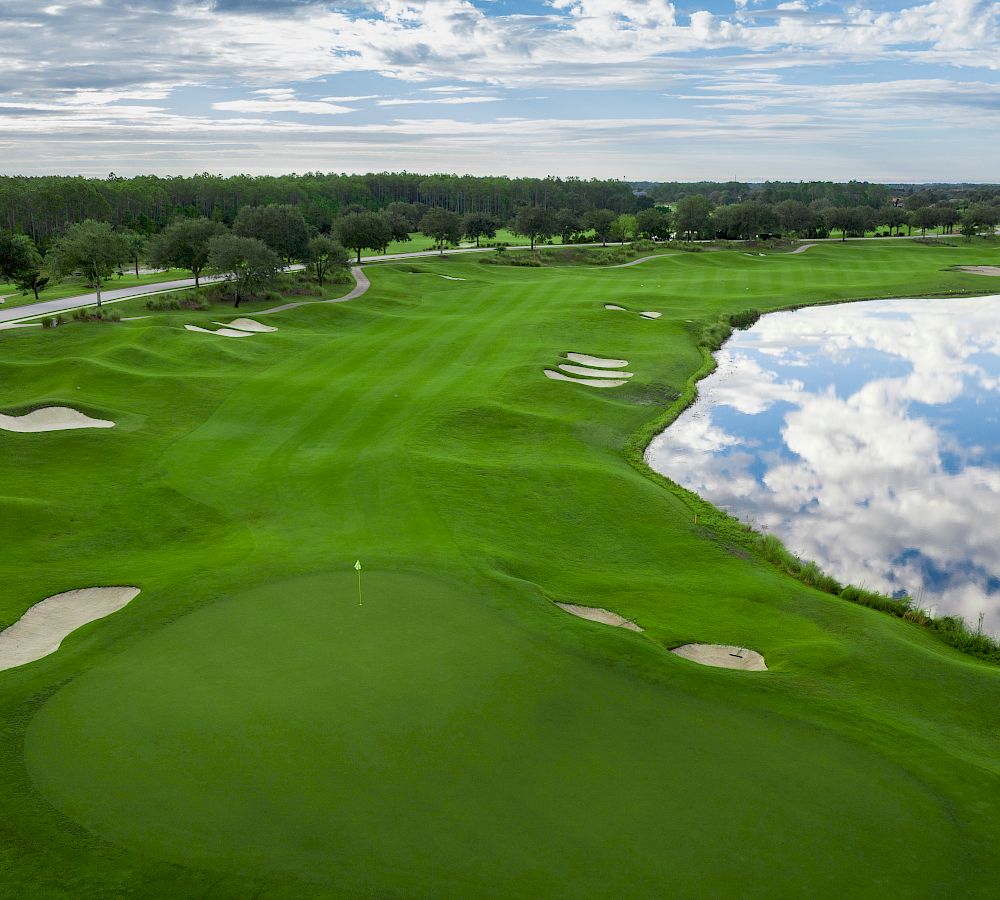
xmin=582 ymin=208 xmax=616 ymax=246
xmin=962 ymin=203 xmax=1000 ymax=237
xmin=552 ymin=208 xmax=581 ymax=244
xmin=910 ymin=207 xmax=937 ymax=236
xmin=1 ymin=233 xmax=48 ymax=299
xmin=0 ymin=231 xmax=40 ymax=281
xmin=824 ymin=206 xmax=867 ymax=241
xmin=774 ymin=200 xmax=821 ymax=237
xmin=673 ymin=195 xmax=715 ymax=240
xmin=207 ymin=234 xmax=280 ymax=307
xmin=121 ymin=229 xmax=147 ymax=278
xmin=45 ymin=220 xmax=130 ymax=306
xmin=711 ymin=201 xmax=776 ymax=241
xmin=462 ymin=212 xmax=499 ymax=247
xmin=512 ymin=207 xmax=556 ymax=250
xmin=379 ymin=211 xmax=411 ymax=252
xmin=384 ymin=201 xmax=422 ymax=230
xmin=610 ymin=213 xmax=638 ymax=244
xmin=335 ymin=211 xmax=392 ymax=263
xmin=419 ymin=208 xmax=463 ymax=255
xmin=635 ymin=207 xmax=672 ymax=240
xmin=878 ymin=206 xmax=910 ymax=236
xmin=147 ymin=218 xmax=227 ymax=287
xmin=305 ymin=235 xmax=349 ymax=286
xmin=14 ymin=264 xmax=49 ymax=300
xmin=233 ymin=204 xmax=310 ymax=263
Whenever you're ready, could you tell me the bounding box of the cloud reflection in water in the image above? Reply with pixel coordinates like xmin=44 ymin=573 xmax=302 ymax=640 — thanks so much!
xmin=646 ymin=295 xmax=1000 ymax=631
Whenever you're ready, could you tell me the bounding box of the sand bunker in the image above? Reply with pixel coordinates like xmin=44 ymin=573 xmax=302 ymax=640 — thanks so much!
xmin=671 ymin=644 xmax=767 ymax=671
xmin=185 ymin=324 xmax=255 ymax=338
xmin=0 ymin=407 xmax=114 ymax=433
xmin=566 ymin=353 xmax=628 ymax=369
xmin=213 ymin=317 xmax=277 ymax=333
xmin=559 ymin=364 xmax=634 ymax=379
xmin=605 ymin=304 xmax=625 ymax=311
xmin=556 ymin=602 xmax=643 ymax=632
xmin=640 ymin=311 xmax=662 ymax=319
xmin=0 ymin=587 xmax=140 ymax=673
xmin=544 ymin=370 xmax=628 ymax=388
xmin=957 ymin=266 xmax=1000 ymax=276
xmin=438 ymin=275 xmax=466 ymax=281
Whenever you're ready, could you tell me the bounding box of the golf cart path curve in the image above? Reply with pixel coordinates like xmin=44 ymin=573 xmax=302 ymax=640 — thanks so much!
xmin=257 ymin=267 xmax=370 ymax=315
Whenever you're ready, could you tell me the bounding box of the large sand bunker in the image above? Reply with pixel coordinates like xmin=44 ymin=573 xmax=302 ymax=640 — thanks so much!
xmin=559 ymin=364 xmax=634 ymax=379
xmin=213 ymin=318 xmax=276 ymax=333
xmin=671 ymin=644 xmax=767 ymax=671
xmin=640 ymin=311 xmax=662 ymax=319
xmin=956 ymin=266 xmax=1000 ymax=276
xmin=566 ymin=353 xmax=628 ymax=368
xmin=0 ymin=407 xmax=115 ymax=433
xmin=544 ymin=370 xmax=628 ymax=388
xmin=605 ymin=304 xmax=625 ymax=311
xmin=556 ymin=602 xmax=643 ymax=632
xmin=0 ymin=587 xmax=140 ymax=672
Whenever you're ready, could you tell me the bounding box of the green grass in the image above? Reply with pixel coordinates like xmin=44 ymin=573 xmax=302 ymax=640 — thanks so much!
xmin=0 ymin=269 xmax=190 ymax=311
xmin=3 ymin=239 xmax=1000 ymax=896
xmin=384 ymin=228 xmax=567 ymax=255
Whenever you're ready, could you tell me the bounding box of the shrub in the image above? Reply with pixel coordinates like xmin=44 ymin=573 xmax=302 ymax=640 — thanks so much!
xmin=729 ymin=309 xmax=761 ymax=330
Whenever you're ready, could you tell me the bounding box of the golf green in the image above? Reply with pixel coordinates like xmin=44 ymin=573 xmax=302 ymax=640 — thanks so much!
xmin=4 ymin=239 xmax=1000 ymax=896
xmin=24 ymin=572 xmax=959 ymax=896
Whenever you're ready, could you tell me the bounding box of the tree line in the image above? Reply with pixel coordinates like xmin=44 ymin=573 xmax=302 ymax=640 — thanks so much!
xmin=0 ymin=172 xmax=644 ymax=244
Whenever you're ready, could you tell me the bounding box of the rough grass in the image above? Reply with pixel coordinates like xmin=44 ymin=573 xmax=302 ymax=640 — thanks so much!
xmin=3 ymin=239 xmax=1000 ymax=897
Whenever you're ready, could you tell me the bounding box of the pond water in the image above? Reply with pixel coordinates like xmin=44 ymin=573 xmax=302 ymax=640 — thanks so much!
xmin=646 ymin=295 xmax=1000 ymax=632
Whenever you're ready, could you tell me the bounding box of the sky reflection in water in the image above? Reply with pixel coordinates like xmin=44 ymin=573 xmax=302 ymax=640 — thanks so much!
xmin=646 ymin=295 xmax=1000 ymax=631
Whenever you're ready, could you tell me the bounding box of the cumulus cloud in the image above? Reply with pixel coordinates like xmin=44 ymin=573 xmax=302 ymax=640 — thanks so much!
xmin=647 ymin=297 xmax=1000 ymax=630
xmin=0 ymin=0 xmax=998 ymax=174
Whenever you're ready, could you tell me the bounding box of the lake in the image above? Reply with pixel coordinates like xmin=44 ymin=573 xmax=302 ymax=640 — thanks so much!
xmin=646 ymin=295 xmax=1000 ymax=632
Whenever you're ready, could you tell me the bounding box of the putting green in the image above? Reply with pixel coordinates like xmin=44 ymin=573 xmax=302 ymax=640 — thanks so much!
xmin=4 ymin=239 xmax=1000 ymax=896
xmin=27 ymin=571 xmax=956 ymax=896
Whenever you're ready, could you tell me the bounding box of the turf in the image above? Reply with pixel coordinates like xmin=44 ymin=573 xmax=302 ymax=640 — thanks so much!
xmin=3 ymin=238 xmax=1000 ymax=897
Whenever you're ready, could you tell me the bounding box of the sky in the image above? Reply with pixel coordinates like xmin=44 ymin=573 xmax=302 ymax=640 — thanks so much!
xmin=1 ymin=0 xmax=998 ymax=181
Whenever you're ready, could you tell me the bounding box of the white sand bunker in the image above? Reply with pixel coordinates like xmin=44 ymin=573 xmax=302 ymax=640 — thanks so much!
xmin=0 ymin=407 xmax=115 ymax=433
xmin=671 ymin=644 xmax=767 ymax=671
xmin=185 ymin=324 xmax=255 ymax=338
xmin=544 ymin=370 xmax=628 ymax=388
xmin=640 ymin=311 xmax=662 ymax=319
xmin=957 ymin=266 xmax=1000 ymax=276
xmin=437 ymin=274 xmax=466 ymax=281
xmin=213 ymin=317 xmax=277 ymax=333
xmin=556 ymin=602 xmax=643 ymax=632
xmin=605 ymin=304 xmax=625 ymax=311
xmin=0 ymin=587 xmax=140 ymax=673
xmin=559 ymin=364 xmax=634 ymax=379
xmin=566 ymin=353 xmax=628 ymax=369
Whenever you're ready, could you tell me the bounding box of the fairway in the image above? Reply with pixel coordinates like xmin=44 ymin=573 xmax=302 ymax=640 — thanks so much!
xmin=4 ymin=240 xmax=1000 ymax=896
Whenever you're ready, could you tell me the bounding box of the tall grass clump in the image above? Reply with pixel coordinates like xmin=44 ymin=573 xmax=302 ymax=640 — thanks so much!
xmin=729 ymin=309 xmax=761 ymax=330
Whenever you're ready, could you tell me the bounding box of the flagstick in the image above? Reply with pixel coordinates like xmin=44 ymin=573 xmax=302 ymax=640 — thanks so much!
xmin=355 ymin=559 xmax=363 ymax=606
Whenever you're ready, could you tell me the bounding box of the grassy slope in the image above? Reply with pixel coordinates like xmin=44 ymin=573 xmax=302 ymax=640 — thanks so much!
xmin=0 ymin=269 xmax=190 ymax=311
xmin=2 ymin=240 xmax=1000 ymax=897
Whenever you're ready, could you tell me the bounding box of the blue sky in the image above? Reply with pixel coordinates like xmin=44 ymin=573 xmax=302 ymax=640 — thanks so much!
xmin=1 ymin=0 xmax=998 ymax=180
